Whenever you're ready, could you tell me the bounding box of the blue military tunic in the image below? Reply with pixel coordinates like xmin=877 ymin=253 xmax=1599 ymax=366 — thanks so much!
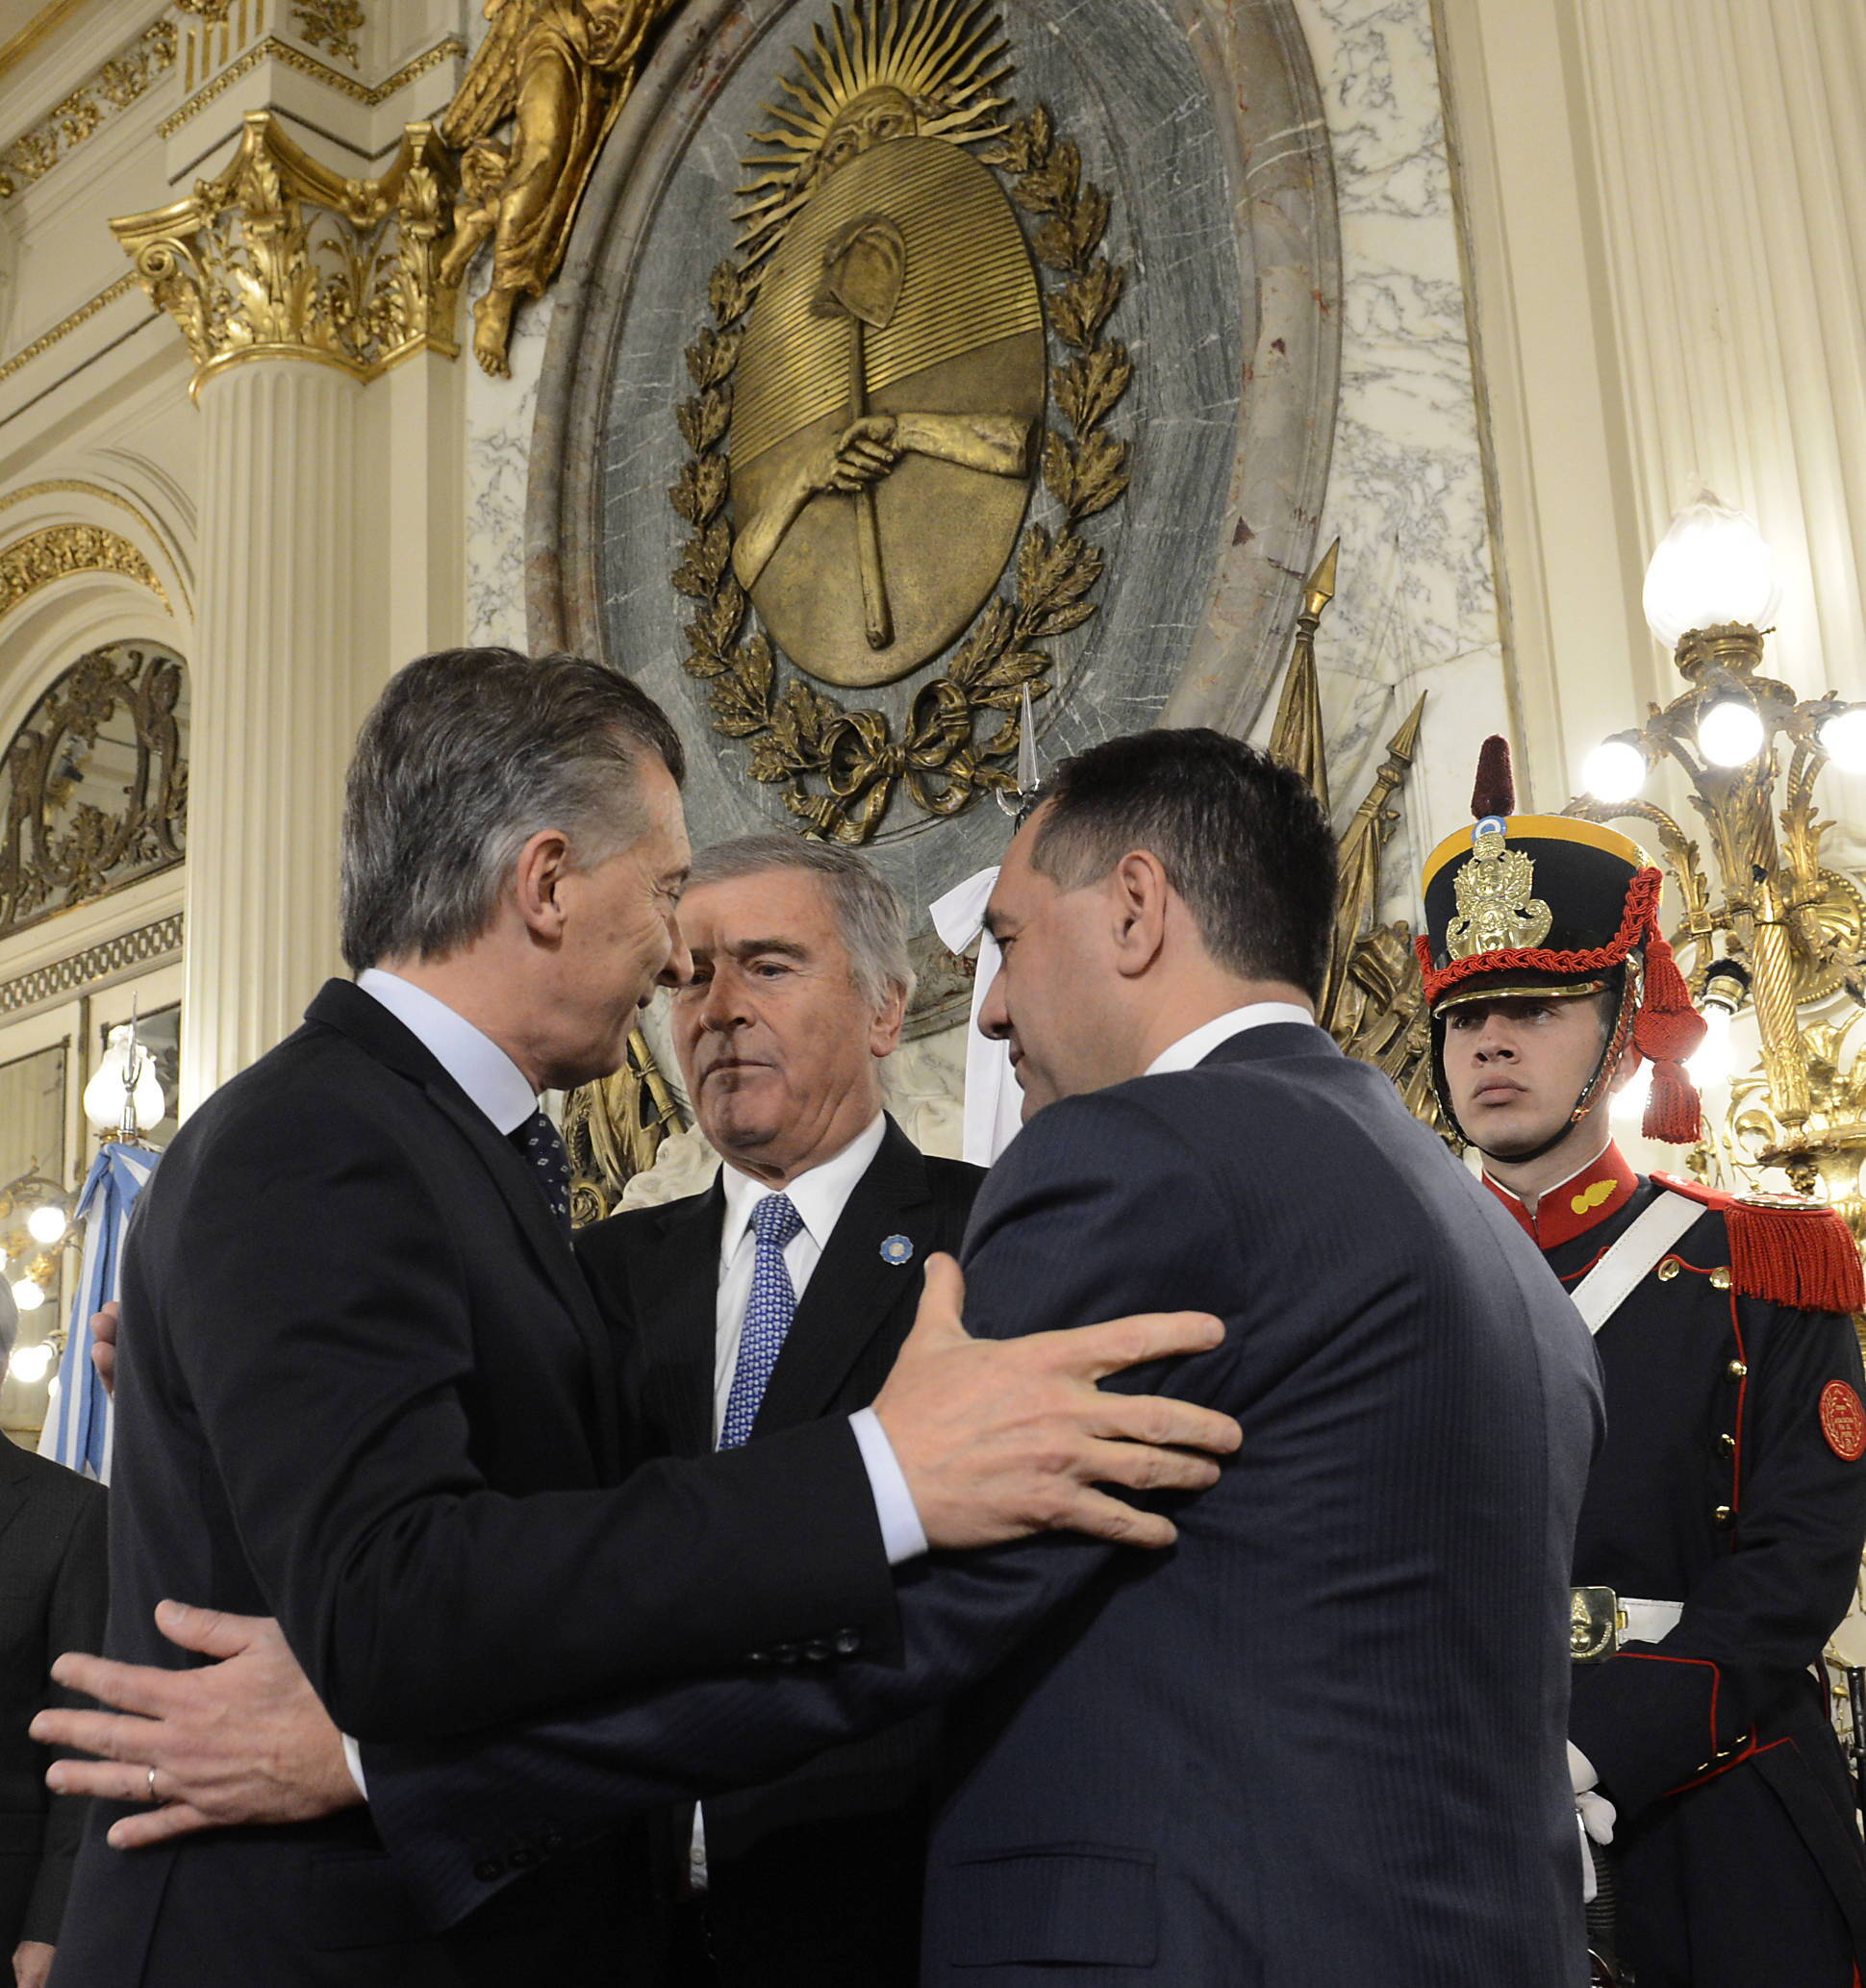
xmin=1491 ymin=1144 xmax=1866 ymax=1988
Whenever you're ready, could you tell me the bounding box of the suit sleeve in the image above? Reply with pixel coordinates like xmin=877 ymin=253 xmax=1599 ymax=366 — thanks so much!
xmin=364 ymin=1092 xmax=1246 ymax=1929
xmin=21 ymin=1482 xmax=108 ymax=1947
xmin=154 ymin=1094 xmax=895 ymax=1741
xmin=1570 ymin=1289 xmax=1866 ymax=1819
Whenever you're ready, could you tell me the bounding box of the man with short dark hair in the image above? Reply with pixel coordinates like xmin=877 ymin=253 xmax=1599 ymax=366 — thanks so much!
xmin=583 ymin=835 xmax=979 ymax=1988
xmin=1425 ymin=743 xmax=1866 ymax=1988
xmin=39 ymin=659 xmax=1238 ymax=1988
xmin=162 ymin=726 xmax=1599 ymax=1984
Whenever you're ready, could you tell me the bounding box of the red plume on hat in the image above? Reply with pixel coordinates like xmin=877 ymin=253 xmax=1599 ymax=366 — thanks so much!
xmin=1471 ymin=735 xmax=1516 ymax=818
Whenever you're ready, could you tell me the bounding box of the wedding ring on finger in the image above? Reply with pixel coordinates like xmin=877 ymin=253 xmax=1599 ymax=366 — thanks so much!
xmin=146 ymin=1764 xmax=159 ymax=1803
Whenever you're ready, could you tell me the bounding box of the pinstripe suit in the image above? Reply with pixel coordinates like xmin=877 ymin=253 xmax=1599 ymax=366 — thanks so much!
xmin=368 ymin=1022 xmax=1602 ymax=1984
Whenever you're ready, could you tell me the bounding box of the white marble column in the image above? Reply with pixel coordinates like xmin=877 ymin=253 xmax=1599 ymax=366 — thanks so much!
xmin=180 ymin=360 xmax=366 ymax=1113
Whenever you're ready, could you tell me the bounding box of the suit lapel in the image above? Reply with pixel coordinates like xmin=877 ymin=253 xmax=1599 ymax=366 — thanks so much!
xmin=631 ymin=1185 xmax=723 ymax=1458
xmin=752 ymin=1119 xmax=933 ymax=1435
xmin=306 ymin=978 xmax=624 ymax=1478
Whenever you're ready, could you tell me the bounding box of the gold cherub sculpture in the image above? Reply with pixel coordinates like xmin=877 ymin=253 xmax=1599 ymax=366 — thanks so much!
xmin=440 ymin=0 xmax=685 ymax=376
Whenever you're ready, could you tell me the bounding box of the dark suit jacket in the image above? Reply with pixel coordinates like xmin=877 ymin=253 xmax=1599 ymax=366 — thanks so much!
xmin=366 ymin=1023 xmax=1604 ymax=1985
xmin=0 ymin=1440 xmax=105 ymax=1953
xmin=48 ymin=979 xmax=897 ymax=1988
xmin=576 ymin=1117 xmax=982 ymax=1866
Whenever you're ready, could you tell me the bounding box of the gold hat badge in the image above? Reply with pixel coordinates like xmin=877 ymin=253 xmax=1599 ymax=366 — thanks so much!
xmin=1445 ymin=819 xmax=1553 ymax=960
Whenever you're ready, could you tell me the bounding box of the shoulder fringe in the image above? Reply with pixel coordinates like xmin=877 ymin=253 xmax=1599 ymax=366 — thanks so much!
xmin=1653 ymin=1173 xmax=1866 ymax=1315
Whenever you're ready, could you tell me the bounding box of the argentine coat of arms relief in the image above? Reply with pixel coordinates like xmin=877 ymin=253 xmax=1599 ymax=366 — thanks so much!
xmin=669 ymin=0 xmax=1132 ymax=843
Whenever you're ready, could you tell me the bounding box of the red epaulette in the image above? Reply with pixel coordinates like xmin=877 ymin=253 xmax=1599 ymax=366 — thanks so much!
xmin=1652 ymin=1172 xmax=1866 ymax=1316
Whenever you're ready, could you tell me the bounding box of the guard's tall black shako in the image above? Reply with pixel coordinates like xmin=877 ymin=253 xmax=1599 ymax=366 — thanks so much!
xmin=1418 ymin=734 xmax=1706 ymax=1157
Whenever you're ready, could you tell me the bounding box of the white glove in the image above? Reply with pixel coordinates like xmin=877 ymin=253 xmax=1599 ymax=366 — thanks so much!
xmin=1576 ymin=1787 xmax=1617 ymax=1847
xmin=1568 ymin=1741 xmax=1617 ymax=1846
xmin=1576 ymin=1810 xmax=1598 ymax=1906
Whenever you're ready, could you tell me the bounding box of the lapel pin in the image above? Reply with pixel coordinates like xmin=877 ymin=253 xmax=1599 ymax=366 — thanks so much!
xmin=880 ymin=1234 xmax=914 ymax=1267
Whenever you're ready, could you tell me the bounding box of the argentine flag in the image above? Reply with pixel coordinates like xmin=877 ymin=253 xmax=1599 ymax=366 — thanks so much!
xmin=38 ymin=1141 xmax=159 ymax=1482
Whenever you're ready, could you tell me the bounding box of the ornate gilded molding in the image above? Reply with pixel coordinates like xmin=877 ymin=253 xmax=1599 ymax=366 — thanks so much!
xmin=0 ymin=276 xmax=145 ymax=386
xmin=158 ymin=34 xmax=464 ymax=137
xmin=111 ymin=110 xmax=460 ymax=395
xmin=667 ymin=3 xmax=1132 ymax=845
xmin=0 ymin=525 xmax=167 ymax=617
xmin=0 ymin=19 xmax=178 ymax=200
xmin=0 ymin=644 xmax=188 ymax=946
xmin=439 ymin=0 xmax=686 ymax=376
xmin=291 ymin=0 xmax=365 ymax=65
xmin=0 ymin=912 xmax=185 ymax=1018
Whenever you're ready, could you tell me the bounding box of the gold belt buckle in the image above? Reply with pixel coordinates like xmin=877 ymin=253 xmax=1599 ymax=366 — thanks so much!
xmin=1570 ymin=1585 xmax=1623 ymax=1663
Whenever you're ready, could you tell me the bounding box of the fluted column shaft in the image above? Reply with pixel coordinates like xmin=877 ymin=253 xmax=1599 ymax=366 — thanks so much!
xmin=181 ymin=360 xmax=365 ymax=1113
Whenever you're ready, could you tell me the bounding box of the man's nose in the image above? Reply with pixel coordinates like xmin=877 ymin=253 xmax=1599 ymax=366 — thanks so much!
xmin=657 ymin=919 xmax=694 ymax=992
xmin=978 ymin=968 xmax=1010 ymax=1041
xmin=697 ymin=967 xmax=752 ymax=1032
xmin=1472 ymin=1019 xmax=1515 ymax=1060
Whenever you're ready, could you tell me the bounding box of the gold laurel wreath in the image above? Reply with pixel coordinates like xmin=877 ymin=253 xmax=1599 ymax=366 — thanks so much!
xmin=668 ymin=103 xmax=1131 ymax=843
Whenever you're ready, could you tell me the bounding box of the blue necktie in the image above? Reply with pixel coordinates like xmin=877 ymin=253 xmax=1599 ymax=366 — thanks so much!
xmin=719 ymin=1193 xmax=804 ymax=1448
xmin=511 ymin=1109 xmax=573 ymax=1241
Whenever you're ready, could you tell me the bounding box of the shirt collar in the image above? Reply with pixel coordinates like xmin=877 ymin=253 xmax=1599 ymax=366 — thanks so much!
xmin=1482 ymin=1140 xmax=1639 ymax=1249
xmin=355 ymin=969 xmax=538 ymax=1136
xmin=1144 ymin=1002 xmax=1317 ymax=1077
xmin=718 ymin=1112 xmax=889 ymax=1270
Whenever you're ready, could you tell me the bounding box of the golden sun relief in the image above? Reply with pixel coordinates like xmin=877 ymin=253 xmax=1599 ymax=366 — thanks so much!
xmin=669 ymin=0 xmax=1133 ymax=843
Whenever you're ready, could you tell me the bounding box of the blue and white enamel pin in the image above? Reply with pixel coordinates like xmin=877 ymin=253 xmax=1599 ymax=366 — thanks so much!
xmin=880 ymin=1234 xmax=915 ymax=1267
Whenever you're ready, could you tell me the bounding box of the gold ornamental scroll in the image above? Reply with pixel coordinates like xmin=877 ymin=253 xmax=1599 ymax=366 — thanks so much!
xmin=730 ymin=133 xmax=1043 ymax=690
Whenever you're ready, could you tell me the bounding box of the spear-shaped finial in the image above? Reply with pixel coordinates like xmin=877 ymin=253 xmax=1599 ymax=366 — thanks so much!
xmin=997 ymin=682 xmax=1045 ymax=821
xmin=1015 ymin=681 xmax=1040 ymax=797
xmin=1302 ymin=537 xmax=1340 ymax=622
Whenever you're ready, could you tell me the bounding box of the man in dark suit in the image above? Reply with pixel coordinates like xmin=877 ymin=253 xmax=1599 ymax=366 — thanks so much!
xmin=62 ymin=728 xmax=1604 ymax=1983
xmin=0 ymin=1286 xmax=107 ymax=1988
xmin=39 ymin=655 xmax=1234 ymax=1988
xmin=581 ymin=834 xmax=981 ymax=1987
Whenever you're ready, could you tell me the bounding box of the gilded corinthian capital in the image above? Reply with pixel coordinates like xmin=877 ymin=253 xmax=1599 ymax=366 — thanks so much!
xmin=110 ymin=112 xmax=461 ymax=397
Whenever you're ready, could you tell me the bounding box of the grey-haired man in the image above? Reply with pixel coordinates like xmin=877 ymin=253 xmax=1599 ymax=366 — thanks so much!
xmin=581 ymin=836 xmax=980 ymax=1988
xmin=40 ymin=650 xmax=1235 ymax=1988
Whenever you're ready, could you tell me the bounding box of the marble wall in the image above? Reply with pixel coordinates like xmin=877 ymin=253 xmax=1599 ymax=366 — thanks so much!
xmin=1287 ymin=0 xmax=1508 ymax=920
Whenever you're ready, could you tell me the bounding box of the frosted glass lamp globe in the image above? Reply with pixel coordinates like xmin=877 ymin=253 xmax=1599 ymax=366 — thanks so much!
xmin=1643 ymin=492 xmax=1781 ymax=650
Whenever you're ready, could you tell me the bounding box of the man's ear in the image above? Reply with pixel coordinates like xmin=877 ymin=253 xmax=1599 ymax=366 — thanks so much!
xmin=869 ymin=981 xmax=908 ymax=1060
xmin=513 ymin=829 xmax=573 ymax=942
xmin=1108 ymin=849 xmax=1171 ymax=981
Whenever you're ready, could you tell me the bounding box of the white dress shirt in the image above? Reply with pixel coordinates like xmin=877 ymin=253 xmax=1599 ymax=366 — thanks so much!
xmin=1144 ymin=1001 xmax=1317 ymax=1075
xmin=709 ymin=1113 xmax=924 ymax=1563
xmin=713 ymin=1112 xmax=888 ymax=1438
xmin=355 ymin=969 xmax=536 ymax=1133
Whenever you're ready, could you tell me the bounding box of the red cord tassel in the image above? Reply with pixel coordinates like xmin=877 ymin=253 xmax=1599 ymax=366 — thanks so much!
xmin=1634 ymin=927 xmax=1707 ymax=1145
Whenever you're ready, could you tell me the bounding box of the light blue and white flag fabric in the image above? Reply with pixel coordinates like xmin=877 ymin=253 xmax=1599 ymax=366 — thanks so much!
xmin=38 ymin=1141 xmax=159 ymax=1483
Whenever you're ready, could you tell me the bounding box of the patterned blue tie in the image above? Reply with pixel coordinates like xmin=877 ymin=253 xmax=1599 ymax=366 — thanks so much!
xmin=511 ymin=1109 xmax=573 ymax=1242
xmin=719 ymin=1193 xmax=804 ymax=1448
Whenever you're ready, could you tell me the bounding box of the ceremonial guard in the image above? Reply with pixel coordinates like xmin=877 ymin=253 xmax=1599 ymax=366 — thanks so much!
xmin=1421 ymin=740 xmax=1866 ymax=1987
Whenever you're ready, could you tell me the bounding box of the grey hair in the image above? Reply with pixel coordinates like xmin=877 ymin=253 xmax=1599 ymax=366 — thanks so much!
xmin=685 ymin=835 xmax=916 ymax=1009
xmin=340 ymin=648 xmax=686 ymax=971
xmin=0 ymin=1277 xmax=14 ymax=1371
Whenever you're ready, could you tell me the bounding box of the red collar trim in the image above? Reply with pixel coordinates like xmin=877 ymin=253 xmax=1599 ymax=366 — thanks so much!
xmin=1483 ymin=1144 xmax=1639 ymax=1249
